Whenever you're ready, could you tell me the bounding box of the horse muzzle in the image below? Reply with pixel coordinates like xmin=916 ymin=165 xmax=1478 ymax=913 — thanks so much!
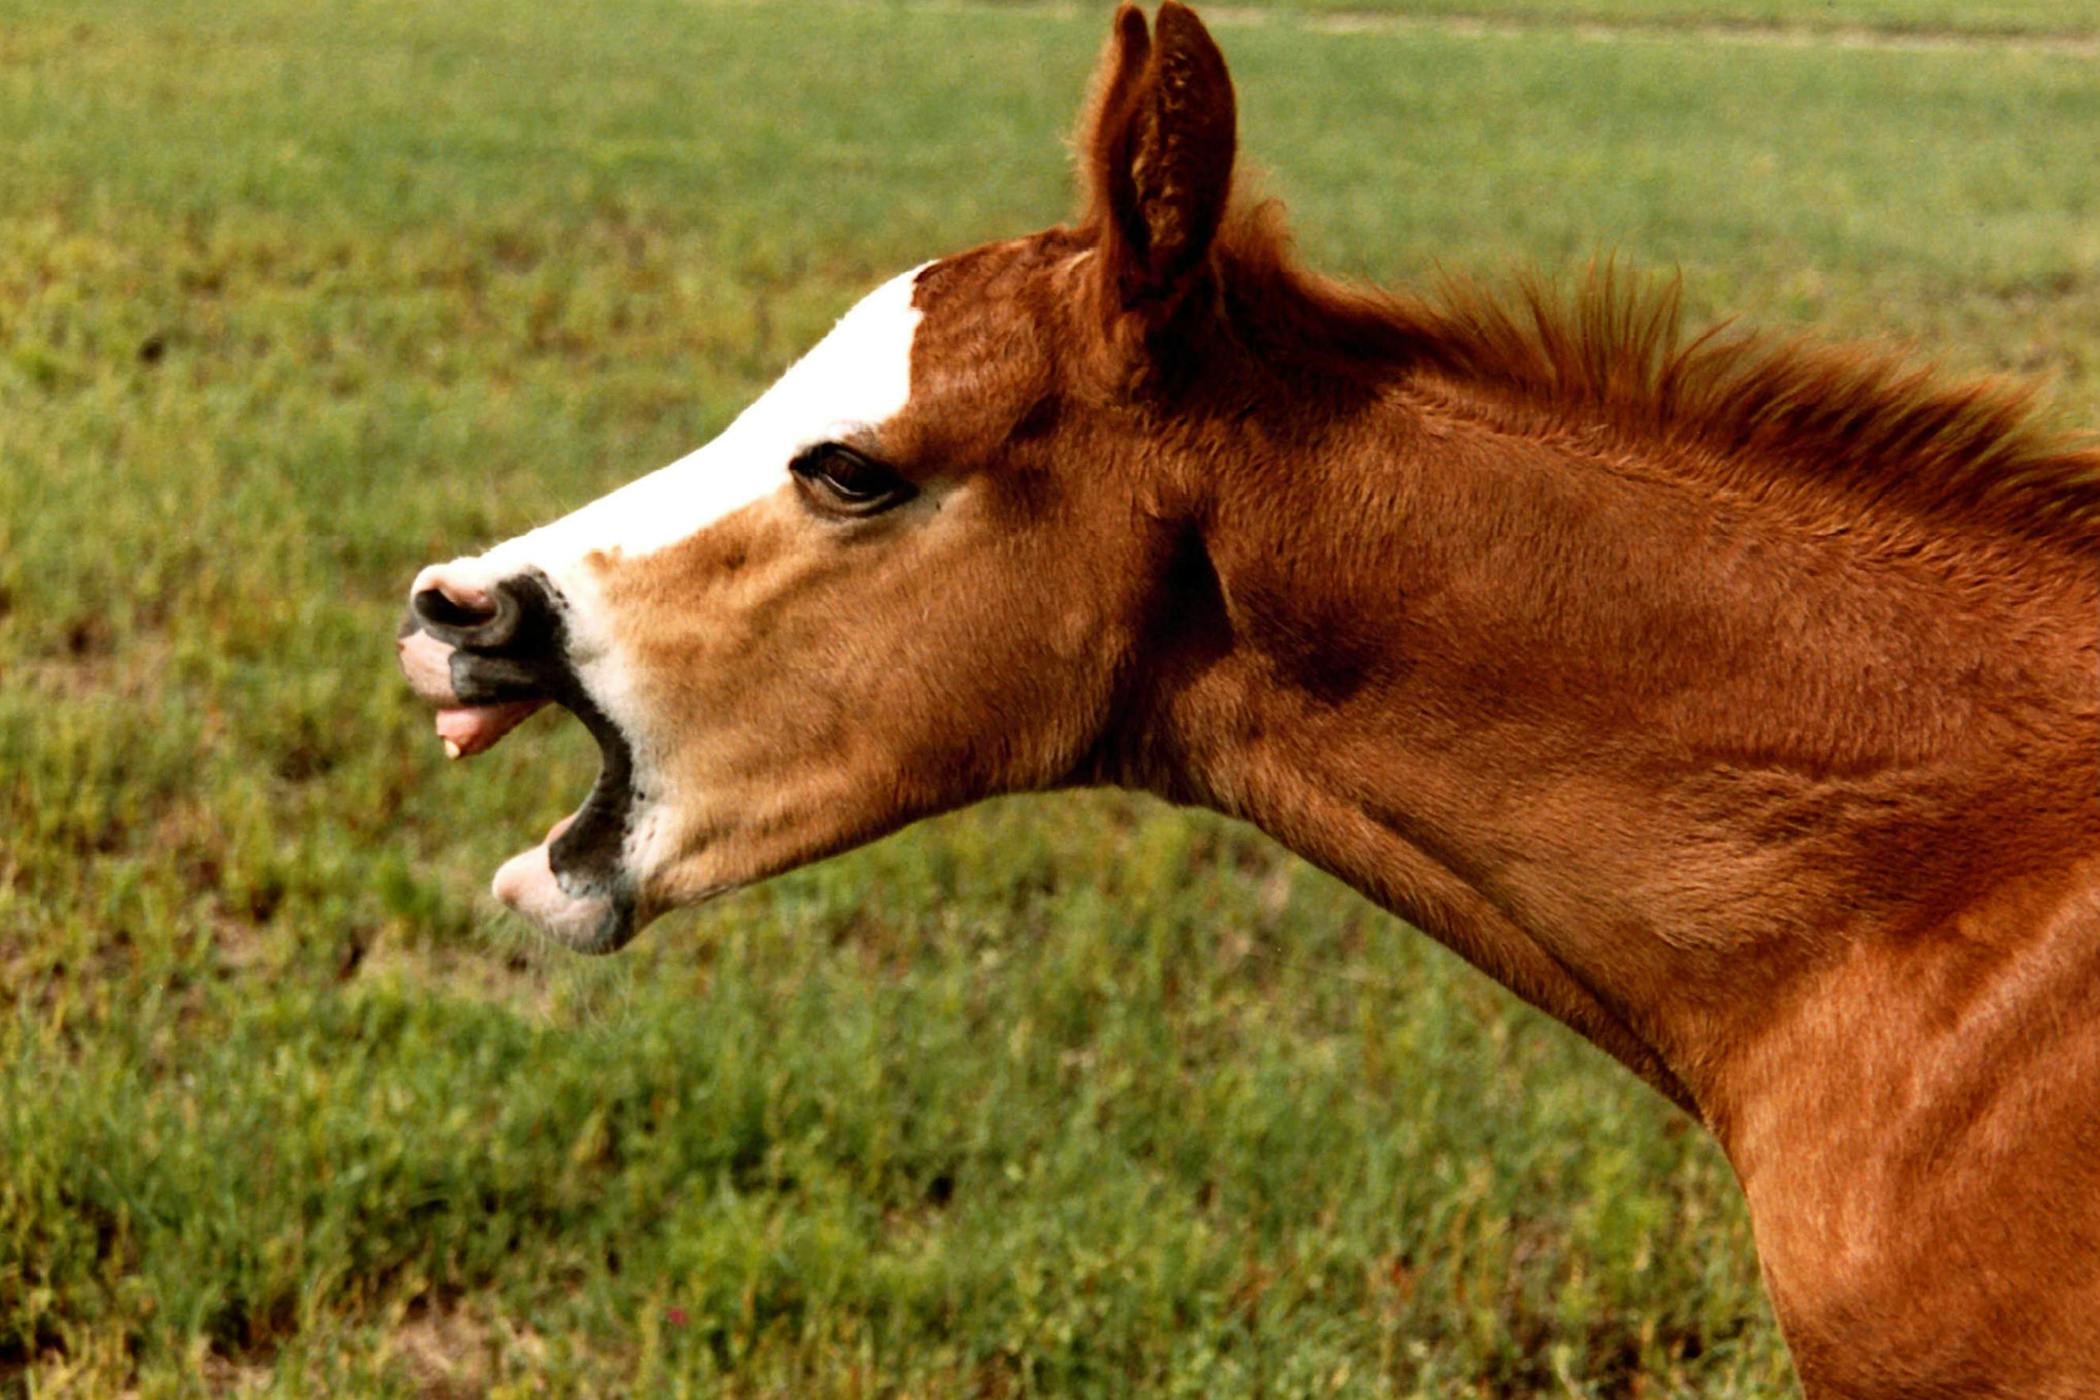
xmin=397 ymin=572 xmax=554 ymax=751
xmin=396 ymin=565 xmax=643 ymax=954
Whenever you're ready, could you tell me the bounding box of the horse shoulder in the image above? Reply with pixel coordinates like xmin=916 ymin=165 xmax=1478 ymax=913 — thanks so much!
xmin=1725 ymin=853 xmax=2100 ymax=1398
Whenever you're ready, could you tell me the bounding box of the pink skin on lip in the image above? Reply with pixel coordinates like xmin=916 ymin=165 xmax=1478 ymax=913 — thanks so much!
xmin=491 ymin=812 xmax=614 ymax=944
xmin=396 ymin=628 xmax=462 ymax=706
xmin=397 ymin=626 xmax=547 ymax=758
xmin=491 ymin=813 xmax=577 ymax=904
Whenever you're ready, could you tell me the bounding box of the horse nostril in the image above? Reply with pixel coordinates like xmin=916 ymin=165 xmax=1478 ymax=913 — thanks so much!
xmin=413 ymin=584 xmax=497 ymax=631
xmin=410 ymin=573 xmax=524 ymax=649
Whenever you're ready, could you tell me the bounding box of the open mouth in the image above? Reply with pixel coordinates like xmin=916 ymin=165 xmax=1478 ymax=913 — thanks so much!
xmin=399 ymin=572 xmax=642 ymax=953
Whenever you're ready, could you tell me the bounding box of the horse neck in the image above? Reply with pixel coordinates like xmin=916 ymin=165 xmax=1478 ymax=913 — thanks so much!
xmin=1119 ymin=380 xmax=2100 ymax=1117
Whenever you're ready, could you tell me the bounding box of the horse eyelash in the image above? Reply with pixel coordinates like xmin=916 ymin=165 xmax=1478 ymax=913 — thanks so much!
xmin=789 ymin=444 xmax=915 ymax=511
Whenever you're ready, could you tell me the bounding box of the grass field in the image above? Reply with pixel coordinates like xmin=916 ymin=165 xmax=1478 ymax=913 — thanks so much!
xmin=4 ymin=0 xmax=2098 ymax=1394
xmin=1218 ymin=0 xmax=2100 ymax=36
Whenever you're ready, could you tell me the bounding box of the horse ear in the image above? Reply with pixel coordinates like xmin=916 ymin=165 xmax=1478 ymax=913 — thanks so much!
xmin=1081 ymin=2 xmax=1237 ymax=324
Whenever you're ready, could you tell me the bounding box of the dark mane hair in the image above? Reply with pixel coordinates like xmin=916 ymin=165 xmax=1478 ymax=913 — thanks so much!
xmin=1210 ymin=200 xmax=2100 ymax=549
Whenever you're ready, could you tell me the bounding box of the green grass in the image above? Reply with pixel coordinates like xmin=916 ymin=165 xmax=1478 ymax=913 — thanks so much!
xmin=1215 ymin=0 xmax=2100 ymax=38
xmin=4 ymin=0 xmax=2097 ymax=1394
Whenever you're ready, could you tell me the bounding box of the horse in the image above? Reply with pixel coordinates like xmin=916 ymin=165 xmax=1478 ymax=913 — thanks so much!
xmin=396 ymin=5 xmax=2100 ymax=1394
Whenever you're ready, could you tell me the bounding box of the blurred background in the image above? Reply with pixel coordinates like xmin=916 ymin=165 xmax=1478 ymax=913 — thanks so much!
xmin=4 ymin=0 xmax=2096 ymax=1393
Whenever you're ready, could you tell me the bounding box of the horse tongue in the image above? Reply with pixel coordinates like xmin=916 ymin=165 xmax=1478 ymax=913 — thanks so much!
xmin=436 ymin=700 xmax=547 ymax=759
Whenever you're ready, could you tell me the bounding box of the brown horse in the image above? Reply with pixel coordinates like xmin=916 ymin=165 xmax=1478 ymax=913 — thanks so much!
xmin=396 ymin=6 xmax=2100 ymax=1394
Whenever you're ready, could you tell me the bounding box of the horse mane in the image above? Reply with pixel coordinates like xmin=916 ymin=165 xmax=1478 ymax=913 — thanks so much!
xmin=1209 ymin=200 xmax=2100 ymax=549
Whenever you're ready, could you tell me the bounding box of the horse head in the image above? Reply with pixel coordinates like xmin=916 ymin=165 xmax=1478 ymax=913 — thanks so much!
xmin=399 ymin=3 xmax=1240 ymax=951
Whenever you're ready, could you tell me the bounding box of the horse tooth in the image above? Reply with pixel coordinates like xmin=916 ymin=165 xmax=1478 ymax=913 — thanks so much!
xmin=443 ymin=738 xmax=463 ymax=761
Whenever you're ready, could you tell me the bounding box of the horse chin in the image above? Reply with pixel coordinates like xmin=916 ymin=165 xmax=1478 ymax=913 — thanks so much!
xmin=492 ymin=822 xmax=638 ymax=954
xmin=486 ymin=697 xmax=647 ymax=954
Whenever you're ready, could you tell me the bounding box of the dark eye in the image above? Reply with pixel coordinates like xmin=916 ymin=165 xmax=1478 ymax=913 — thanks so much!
xmin=789 ymin=444 xmax=916 ymax=517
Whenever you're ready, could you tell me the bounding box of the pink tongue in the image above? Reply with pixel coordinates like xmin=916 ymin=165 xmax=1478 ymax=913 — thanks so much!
xmin=436 ymin=700 xmax=547 ymax=758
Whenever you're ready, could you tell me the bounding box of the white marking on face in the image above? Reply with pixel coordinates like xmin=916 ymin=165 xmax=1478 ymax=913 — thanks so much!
xmin=413 ymin=261 xmax=927 ymax=602
xmin=410 ymin=262 xmax=930 ymax=922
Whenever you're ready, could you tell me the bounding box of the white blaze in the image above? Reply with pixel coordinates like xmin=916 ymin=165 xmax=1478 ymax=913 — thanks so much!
xmin=415 ymin=262 xmax=927 ymax=601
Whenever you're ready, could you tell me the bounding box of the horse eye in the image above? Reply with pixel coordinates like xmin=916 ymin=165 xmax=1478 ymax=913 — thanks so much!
xmin=790 ymin=445 xmax=915 ymax=516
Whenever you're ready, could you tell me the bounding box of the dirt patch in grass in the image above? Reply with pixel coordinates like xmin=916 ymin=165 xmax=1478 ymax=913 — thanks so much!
xmin=381 ymin=1306 xmax=514 ymax=1399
